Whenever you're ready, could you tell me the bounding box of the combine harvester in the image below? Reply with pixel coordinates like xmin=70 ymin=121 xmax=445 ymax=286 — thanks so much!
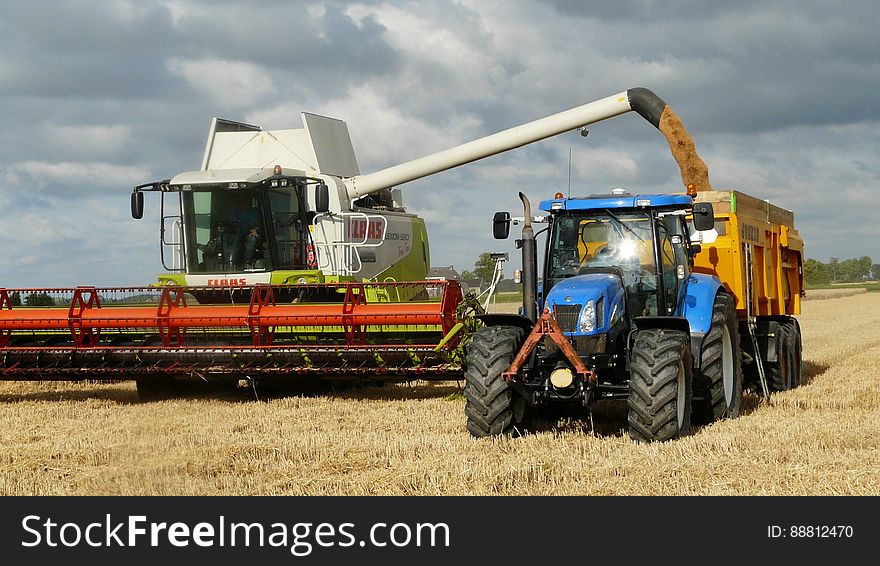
xmin=0 ymin=88 xmax=804 ymax=440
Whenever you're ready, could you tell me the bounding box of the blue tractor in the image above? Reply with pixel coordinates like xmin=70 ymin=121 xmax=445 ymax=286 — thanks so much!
xmin=465 ymin=189 xmax=743 ymax=442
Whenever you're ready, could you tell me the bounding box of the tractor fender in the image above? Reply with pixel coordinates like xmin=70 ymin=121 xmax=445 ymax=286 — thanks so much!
xmin=679 ymin=273 xmax=724 ymax=336
xmin=631 ymin=316 xmax=691 ymax=334
xmin=678 ymin=273 xmax=725 ymax=369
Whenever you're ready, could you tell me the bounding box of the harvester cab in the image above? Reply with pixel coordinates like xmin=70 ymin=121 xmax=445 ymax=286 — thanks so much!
xmin=130 ymin=115 xmax=428 ymax=289
xmin=132 ymin=166 xmax=330 ymax=285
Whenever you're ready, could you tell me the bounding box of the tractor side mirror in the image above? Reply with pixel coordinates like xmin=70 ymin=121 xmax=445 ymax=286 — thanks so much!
xmin=692 ymin=202 xmax=714 ymax=231
xmin=315 ymin=183 xmax=330 ymax=213
xmin=493 ymin=211 xmax=510 ymax=239
xmin=131 ymin=191 xmax=144 ymax=219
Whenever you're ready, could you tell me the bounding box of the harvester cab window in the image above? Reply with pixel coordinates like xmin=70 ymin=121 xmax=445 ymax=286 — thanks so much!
xmin=268 ymin=186 xmax=308 ymax=269
xmin=186 ymin=189 xmax=268 ymax=273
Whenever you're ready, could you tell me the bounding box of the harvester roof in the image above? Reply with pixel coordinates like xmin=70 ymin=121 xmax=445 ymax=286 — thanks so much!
xmin=168 ymin=167 xmax=308 ymax=190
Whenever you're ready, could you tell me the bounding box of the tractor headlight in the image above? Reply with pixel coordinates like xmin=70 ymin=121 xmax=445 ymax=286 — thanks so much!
xmin=579 ymin=300 xmax=595 ymax=333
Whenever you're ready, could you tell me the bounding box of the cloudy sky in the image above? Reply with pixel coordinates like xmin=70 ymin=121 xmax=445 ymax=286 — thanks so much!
xmin=1 ymin=0 xmax=877 ymax=287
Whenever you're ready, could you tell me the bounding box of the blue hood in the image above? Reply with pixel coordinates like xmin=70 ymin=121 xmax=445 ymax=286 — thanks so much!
xmin=544 ymin=273 xmax=626 ymax=335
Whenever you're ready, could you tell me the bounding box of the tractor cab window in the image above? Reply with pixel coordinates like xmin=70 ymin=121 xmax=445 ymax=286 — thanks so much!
xmin=657 ymin=214 xmax=690 ymax=314
xmin=184 ymin=189 xmax=269 ymax=273
xmin=547 ymin=211 xmax=659 ymax=317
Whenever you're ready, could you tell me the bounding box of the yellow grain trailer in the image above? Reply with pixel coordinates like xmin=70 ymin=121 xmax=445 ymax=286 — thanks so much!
xmin=692 ymin=189 xmax=804 ymax=393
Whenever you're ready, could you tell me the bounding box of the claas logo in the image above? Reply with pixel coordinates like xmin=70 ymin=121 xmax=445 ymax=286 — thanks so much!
xmin=348 ymin=218 xmax=384 ymax=241
xmin=207 ymin=278 xmax=248 ymax=286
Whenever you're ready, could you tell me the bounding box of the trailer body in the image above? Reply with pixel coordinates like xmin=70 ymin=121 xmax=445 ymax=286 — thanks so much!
xmin=692 ymin=189 xmax=804 ymax=317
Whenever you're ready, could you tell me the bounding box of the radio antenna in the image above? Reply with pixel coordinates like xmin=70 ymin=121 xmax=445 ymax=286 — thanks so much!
xmin=567 ymin=147 xmax=572 ymax=198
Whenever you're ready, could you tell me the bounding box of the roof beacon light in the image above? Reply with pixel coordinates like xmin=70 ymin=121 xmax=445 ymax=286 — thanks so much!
xmin=554 ymin=192 xmax=564 ymax=199
xmin=686 ymin=183 xmax=697 ymax=196
xmin=274 ymin=164 xmax=282 ymax=175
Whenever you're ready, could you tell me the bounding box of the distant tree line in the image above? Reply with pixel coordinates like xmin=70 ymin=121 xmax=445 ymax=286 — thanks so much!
xmin=461 ymin=253 xmax=500 ymax=283
xmin=804 ymin=256 xmax=878 ymax=285
xmin=459 ymin=252 xmax=520 ymax=293
xmin=6 ymin=292 xmax=56 ymax=306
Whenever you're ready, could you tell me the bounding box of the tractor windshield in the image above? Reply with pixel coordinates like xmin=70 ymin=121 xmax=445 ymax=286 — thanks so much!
xmin=547 ymin=210 xmax=659 ymax=316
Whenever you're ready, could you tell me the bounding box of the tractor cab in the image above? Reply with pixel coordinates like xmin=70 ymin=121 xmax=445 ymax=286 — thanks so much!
xmin=541 ymin=191 xmax=701 ymax=328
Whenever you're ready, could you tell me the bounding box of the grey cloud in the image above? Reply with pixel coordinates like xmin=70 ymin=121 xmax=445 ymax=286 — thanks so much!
xmin=167 ymin=2 xmax=401 ymax=90
xmin=0 ymin=3 xmax=181 ymax=99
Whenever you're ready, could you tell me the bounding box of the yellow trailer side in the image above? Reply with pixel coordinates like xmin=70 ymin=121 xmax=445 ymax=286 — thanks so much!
xmin=692 ymin=190 xmax=805 ymax=318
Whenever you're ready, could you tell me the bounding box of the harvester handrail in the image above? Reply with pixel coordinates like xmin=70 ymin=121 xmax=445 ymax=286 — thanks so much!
xmin=312 ymin=212 xmax=388 ymax=276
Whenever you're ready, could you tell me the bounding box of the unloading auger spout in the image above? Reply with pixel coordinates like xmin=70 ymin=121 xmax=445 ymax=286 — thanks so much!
xmin=343 ymin=87 xmax=712 ymax=199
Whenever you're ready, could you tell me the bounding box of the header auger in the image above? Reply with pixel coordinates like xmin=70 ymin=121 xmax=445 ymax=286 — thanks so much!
xmin=0 ymin=281 xmax=466 ymax=385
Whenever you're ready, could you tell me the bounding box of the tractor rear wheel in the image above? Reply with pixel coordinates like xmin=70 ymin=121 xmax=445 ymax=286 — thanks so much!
xmin=768 ymin=323 xmax=794 ymax=391
xmin=464 ymin=325 xmax=529 ymax=437
xmin=627 ymin=328 xmax=693 ymax=442
xmin=692 ymin=294 xmax=743 ymax=424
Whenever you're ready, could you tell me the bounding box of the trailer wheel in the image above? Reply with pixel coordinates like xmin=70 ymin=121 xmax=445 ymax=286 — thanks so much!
xmin=768 ymin=323 xmax=794 ymax=391
xmin=782 ymin=320 xmax=802 ymax=388
xmin=463 ymin=325 xmax=529 ymax=437
xmin=627 ymin=328 xmax=693 ymax=442
xmin=692 ymin=294 xmax=743 ymax=424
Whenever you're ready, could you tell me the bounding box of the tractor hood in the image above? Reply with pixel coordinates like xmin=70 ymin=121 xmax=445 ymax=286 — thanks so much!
xmin=544 ymin=272 xmax=626 ymax=336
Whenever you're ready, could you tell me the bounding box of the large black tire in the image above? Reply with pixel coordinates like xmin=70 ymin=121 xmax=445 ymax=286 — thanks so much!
xmin=768 ymin=323 xmax=794 ymax=391
xmin=692 ymin=294 xmax=744 ymax=425
xmin=463 ymin=325 xmax=529 ymax=437
xmin=782 ymin=319 xmax=802 ymax=388
xmin=627 ymin=328 xmax=693 ymax=442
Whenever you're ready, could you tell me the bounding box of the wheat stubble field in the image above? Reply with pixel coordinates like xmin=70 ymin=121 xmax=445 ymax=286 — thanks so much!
xmin=1 ymin=291 xmax=877 ymax=495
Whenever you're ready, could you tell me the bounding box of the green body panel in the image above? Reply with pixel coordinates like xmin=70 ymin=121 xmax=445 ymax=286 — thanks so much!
xmin=373 ymin=216 xmax=430 ymax=283
xmin=156 ymin=216 xmax=431 ymax=292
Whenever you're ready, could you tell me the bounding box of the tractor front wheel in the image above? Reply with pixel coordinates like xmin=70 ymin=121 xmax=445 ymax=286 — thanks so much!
xmin=464 ymin=325 xmax=529 ymax=437
xmin=627 ymin=328 xmax=693 ymax=442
